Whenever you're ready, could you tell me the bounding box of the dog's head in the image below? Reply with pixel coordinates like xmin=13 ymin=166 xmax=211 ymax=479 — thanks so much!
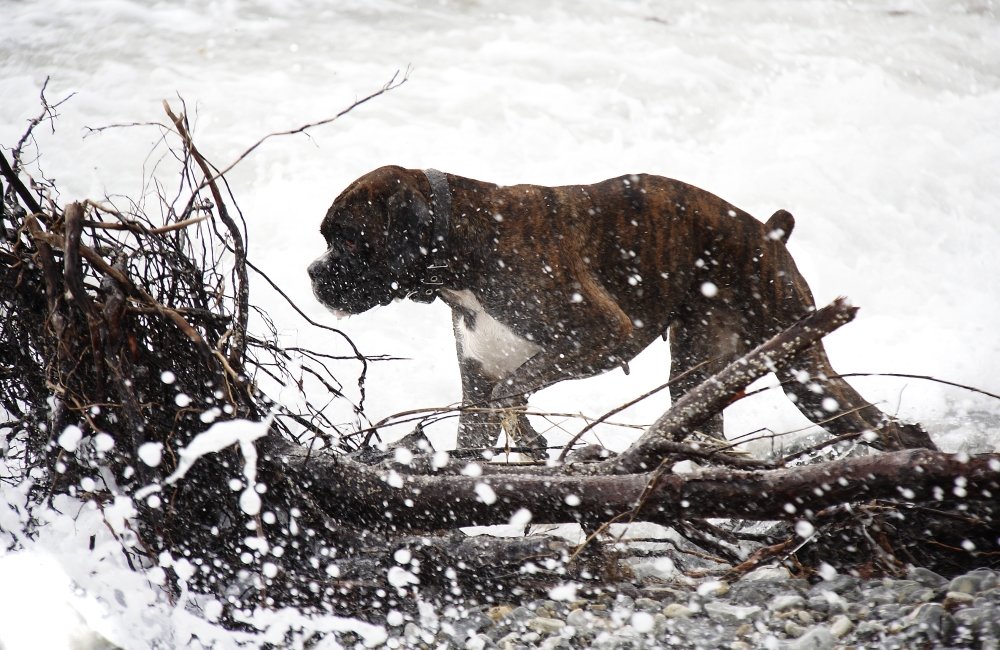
xmin=308 ymin=166 xmax=433 ymax=315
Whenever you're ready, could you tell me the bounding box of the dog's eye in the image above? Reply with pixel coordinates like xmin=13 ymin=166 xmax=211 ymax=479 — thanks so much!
xmin=343 ymin=239 xmax=358 ymax=253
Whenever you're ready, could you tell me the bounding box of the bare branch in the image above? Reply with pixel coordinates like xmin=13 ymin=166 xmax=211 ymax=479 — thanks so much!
xmin=608 ymin=298 xmax=857 ymax=473
xmin=207 ymin=70 xmax=408 ymax=185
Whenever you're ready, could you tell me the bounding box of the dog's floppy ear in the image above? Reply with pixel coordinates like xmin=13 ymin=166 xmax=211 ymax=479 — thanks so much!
xmin=385 ymin=187 xmax=432 ymax=274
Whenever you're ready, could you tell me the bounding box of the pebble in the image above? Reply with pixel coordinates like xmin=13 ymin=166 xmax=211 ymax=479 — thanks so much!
xmin=804 ymin=596 xmax=828 ymax=614
xmin=526 ymin=617 xmax=565 ymax=635
xmin=943 ymin=590 xmax=976 ymax=609
xmin=642 ymin=586 xmax=686 ymax=601
xmin=508 ymin=606 xmax=534 ymax=623
xmin=903 ymin=586 xmax=935 ymax=604
xmin=662 ymin=603 xmax=695 ymax=618
xmin=496 ymin=632 xmax=525 ymax=650
xmin=812 ymin=574 xmax=860 ymax=595
xmin=915 ymin=602 xmax=955 ymax=641
xmin=865 ymin=586 xmax=898 ymax=606
xmin=781 ymin=625 xmax=834 ymax=650
xmin=696 ymin=580 xmax=730 ymax=598
xmin=378 ymin=567 xmax=1000 ymax=649
xmin=730 ymin=580 xmax=801 ymax=607
xmin=451 ymin=612 xmax=491 ymax=640
xmin=565 ymin=608 xmax=589 ymax=628
xmin=948 ymin=574 xmax=982 ymax=594
xmin=874 ymin=603 xmax=904 ymax=620
xmin=770 ymin=594 xmax=806 ymax=612
xmin=703 ymin=601 xmax=761 ymax=623
xmin=828 ymin=614 xmax=853 ymax=638
xmin=810 ymin=589 xmax=848 ymax=614
xmin=539 ymin=636 xmax=569 ymax=650
xmin=907 ymin=566 xmax=948 ymax=588
xmin=743 ymin=566 xmax=793 ymax=581
xmin=633 ymin=597 xmax=660 ymax=611
xmin=613 ymin=594 xmax=635 ymax=610
xmin=784 ymin=620 xmax=806 ymax=638
xmin=970 ymin=568 xmax=999 ymax=591
xmin=466 ymin=633 xmax=496 ymax=650
xmin=953 ymin=605 xmax=995 ymax=629
xmin=855 ymin=619 xmax=886 ymax=636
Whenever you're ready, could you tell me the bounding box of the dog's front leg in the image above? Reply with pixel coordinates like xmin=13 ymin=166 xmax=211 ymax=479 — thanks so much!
xmin=455 ymin=353 xmax=517 ymax=450
xmin=452 ymin=313 xmax=547 ymax=456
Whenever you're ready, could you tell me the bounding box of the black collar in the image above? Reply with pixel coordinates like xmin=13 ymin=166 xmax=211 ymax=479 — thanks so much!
xmin=412 ymin=168 xmax=451 ymax=303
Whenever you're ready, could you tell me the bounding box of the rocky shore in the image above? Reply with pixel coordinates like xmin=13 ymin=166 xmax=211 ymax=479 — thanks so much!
xmin=372 ymin=566 xmax=999 ymax=649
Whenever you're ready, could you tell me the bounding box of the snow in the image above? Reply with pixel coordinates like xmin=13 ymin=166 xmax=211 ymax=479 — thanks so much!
xmin=818 ymin=562 xmax=839 ymax=581
xmin=1 ymin=0 xmax=999 ymax=646
xmin=162 ymin=415 xmax=272 ymax=488
xmin=137 ymin=441 xmax=164 ymax=467
xmin=631 ymin=611 xmax=656 ymax=633
xmin=0 ymin=551 xmax=114 ymax=650
xmin=92 ymin=432 xmax=114 ymax=452
xmin=508 ymin=507 xmax=534 ymax=527
xmin=795 ymin=519 xmax=817 ymax=539
xmin=393 ymin=446 xmax=415 ymax=465
xmin=56 ymin=424 xmax=83 ymax=452
xmin=474 ymin=481 xmax=498 ymax=505
xmin=388 ymin=566 xmax=420 ymax=589
xmin=461 ymin=462 xmax=484 ymax=477
xmin=549 ymin=582 xmax=580 ymax=602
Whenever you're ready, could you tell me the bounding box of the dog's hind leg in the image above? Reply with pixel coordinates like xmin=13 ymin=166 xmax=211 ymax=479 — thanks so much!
xmin=668 ymin=304 xmax=749 ymax=441
xmin=776 ymin=343 xmax=937 ymax=451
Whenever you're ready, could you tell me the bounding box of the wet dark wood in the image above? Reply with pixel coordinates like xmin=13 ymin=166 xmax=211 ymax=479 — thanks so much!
xmin=275 ymin=437 xmax=999 ymax=531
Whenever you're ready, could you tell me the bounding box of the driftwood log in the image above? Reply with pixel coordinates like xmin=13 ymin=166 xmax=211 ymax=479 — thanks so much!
xmin=1 ymin=96 xmax=997 ymax=620
xmin=268 ymin=299 xmax=999 ymax=529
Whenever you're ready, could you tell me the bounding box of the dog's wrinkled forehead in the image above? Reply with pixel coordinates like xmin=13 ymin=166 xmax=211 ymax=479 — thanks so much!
xmin=321 ymin=180 xmax=385 ymax=242
xmin=321 ymin=168 xmax=420 ymax=248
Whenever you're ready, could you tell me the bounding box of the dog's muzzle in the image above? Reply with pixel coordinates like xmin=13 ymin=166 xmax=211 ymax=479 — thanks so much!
xmin=307 ymin=257 xmax=327 ymax=283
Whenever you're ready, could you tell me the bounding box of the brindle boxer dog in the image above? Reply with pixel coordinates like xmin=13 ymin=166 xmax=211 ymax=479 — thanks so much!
xmin=308 ymin=166 xmax=936 ymax=454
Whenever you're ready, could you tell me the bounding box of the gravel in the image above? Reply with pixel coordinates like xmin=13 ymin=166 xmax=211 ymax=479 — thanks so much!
xmin=372 ymin=566 xmax=1000 ymax=649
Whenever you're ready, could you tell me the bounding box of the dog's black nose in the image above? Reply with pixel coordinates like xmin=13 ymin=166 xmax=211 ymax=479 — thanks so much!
xmin=307 ymin=259 xmax=323 ymax=280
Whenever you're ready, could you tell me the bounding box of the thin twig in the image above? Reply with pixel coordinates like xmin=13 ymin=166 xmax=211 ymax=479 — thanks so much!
xmin=740 ymin=372 xmax=1000 ymax=405
xmin=205 ymin=71 xmax=408 ymax=186
xmin=83 ymin=214 xmax=208 ymax=235
xmin=163 ymin=102 xmax=250 ymax=369
xmin=555 ymin=359 xmax=713 ymax=463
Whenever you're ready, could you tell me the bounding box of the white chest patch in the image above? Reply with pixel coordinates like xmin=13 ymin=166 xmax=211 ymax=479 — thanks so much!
xmin=442 ymin=289 xmax=540 ymax=380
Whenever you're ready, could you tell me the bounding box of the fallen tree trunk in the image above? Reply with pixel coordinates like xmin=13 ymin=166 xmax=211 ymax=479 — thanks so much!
xmin=276 ymin=440 xmax=1000 ymax=530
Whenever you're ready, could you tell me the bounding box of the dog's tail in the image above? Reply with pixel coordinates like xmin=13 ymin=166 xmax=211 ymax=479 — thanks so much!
xmin=764 ymin=209 xmax=794 ymax=244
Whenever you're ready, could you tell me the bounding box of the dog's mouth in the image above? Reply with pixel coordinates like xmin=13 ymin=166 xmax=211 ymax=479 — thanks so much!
xmin=309 ymin=251 xmax=408 ymax=316
xmin=325 ymin=307 xmax=352 ymax=320
xmin=310 ymin=275 xmax=393 ymax=316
